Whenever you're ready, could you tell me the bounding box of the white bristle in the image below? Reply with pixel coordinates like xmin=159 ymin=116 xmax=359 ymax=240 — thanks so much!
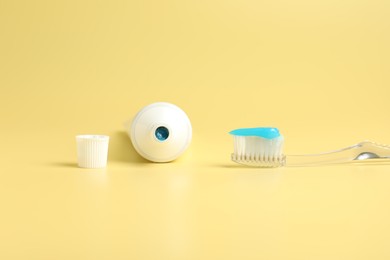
xmin=231 ymin=135 xmax=285 ymax=167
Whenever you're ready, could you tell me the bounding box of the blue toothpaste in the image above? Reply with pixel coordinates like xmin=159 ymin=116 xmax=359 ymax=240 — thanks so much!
xmin=229 ymin=127 xmax=281 ymax=139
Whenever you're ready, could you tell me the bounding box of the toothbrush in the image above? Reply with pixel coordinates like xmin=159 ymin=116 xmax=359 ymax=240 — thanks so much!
xmin=230 ymin=127 xmax=390 ymax=167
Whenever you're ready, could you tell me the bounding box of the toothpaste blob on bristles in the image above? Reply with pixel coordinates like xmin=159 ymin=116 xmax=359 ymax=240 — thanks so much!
xmin=229 ymin=127 xmax=286 ymax=167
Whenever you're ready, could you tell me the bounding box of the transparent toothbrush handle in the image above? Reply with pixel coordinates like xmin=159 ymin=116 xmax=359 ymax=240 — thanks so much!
xmin=286 ymin=141 xmax=390 ymax=166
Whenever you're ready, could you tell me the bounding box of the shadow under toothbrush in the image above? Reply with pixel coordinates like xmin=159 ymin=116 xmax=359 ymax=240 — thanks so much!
xmin=216 ymin=164 xmax=280 ymax=169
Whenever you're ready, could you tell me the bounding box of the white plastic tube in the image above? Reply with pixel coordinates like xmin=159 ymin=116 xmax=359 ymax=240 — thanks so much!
xmin=125 ymin=102 xmax=192 ymax=162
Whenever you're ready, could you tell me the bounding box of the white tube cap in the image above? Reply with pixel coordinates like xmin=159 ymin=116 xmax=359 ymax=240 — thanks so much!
xmin=76 ymin=135 xmax=110 ymax=168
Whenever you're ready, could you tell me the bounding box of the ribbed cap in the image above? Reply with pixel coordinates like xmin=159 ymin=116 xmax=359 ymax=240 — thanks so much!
xmin=76 ymin=135 xmax=109 ymax=168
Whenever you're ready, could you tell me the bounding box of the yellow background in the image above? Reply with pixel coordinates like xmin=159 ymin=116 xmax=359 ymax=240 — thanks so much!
xmin=1 ymin=0 xmax=390 ymax=259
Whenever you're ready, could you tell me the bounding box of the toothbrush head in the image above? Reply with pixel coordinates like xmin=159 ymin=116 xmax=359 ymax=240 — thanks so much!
xmin=229 ymin=127 xmax=286 ymax=167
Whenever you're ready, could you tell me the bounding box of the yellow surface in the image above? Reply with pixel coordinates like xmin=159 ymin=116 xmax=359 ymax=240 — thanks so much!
xmin=1 ymin=0 xmax=390 ymax=259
